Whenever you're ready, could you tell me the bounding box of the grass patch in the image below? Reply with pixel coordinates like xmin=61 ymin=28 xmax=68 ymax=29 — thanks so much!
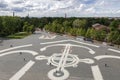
xmin=7 ymin=32 xmax=31 ymax=39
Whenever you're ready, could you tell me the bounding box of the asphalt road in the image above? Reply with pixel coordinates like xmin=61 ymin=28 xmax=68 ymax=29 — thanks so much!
xmin=0 ymin=31 xmax=120 ymax=80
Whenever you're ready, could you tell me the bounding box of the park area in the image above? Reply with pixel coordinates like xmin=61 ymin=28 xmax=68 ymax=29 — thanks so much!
xmin=0 ymin=30 xmax=120 ymax=80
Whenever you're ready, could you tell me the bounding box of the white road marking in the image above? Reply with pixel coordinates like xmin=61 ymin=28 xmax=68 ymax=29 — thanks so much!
xmin=40 ymin=44 xmax=66 ymax=51
xmin=61 ymin=44 xmax=71 ymax=71
xmin=108 ymin=48 xmax=120 ymax=53
xmin=0 ymin=44 xmax=32 ymax=53
xmin=79 ymin=58 xmax=94 ymax=64
xmin=35 ymin=55 xmax=48 ymax=60
xmin=95 ymin=55 xmax=120 ymax=60
xmin=40 ymin=39 xmax=99 ymax=48
xmin=91 ymin=65 xmax=103 ymax=80
xmin=0 ymin=50 xmax=38 ymax=57
xmin=89 ymin=50 xmax=95 ymax=54
xmin=9 ymin=60 xmax=35 ymax=80
xmin=39 ymin=35 xmax=44 ymax=39
xmin=70 ymin=40 xmax=99 ymax=48
xmin=71 ymin=44 xmax=95 ymax=54
xmin=48 ymin=68 xmax=69 ymax=80
xmin=39 ymin=35 xmax=56 ymax=39
xmin=40 ymin=40 xmax=69 ymax=45
xmin=40 ymin=43 xmax=95 ymax=54
xmin=57 ymin=44 xmax=71 ymax=71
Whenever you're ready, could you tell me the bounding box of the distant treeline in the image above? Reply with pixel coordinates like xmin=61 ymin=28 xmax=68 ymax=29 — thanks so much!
xmin=0 ymin=16 xmax=120 ymax=45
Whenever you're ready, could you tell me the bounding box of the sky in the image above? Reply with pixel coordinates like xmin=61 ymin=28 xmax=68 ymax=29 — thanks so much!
xmin=0 ymin=0 xmax=120 ymax=17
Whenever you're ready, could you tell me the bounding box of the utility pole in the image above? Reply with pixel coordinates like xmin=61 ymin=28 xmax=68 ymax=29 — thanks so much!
xmin=65 ymin=13 xmax=67 ymax=18
xmin=27 ymin=13 xmax=29 ymax=17
xmin=13 ymin=12 xmax=15 ymax=17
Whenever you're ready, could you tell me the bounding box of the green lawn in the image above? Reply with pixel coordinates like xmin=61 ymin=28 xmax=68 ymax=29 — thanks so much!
xmin=7 ymin=32 xmax=31 ymax=39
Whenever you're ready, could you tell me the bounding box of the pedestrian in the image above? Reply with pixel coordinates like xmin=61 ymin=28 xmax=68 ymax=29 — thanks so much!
xmin=24 ymin=58 xmax=26 ymax=61
xmin=59 ymin=68 xmax=61 ymax=71
xmin=55 ymin=70 xmax=58 ymax=73
xmin=105 ymin=63 xmax=108 ymax=67
xmin=91 ymin=40 xmax=94 ymax=43
xmin=10 ymin=45 xmax=13 ymax=47
xmin=49 ymin=63 xmax=52 ymax=66
xmin=19 ymin=52 xmax=22 ymax=55
xmin=105 ymin=53 xmax=107 ymax=55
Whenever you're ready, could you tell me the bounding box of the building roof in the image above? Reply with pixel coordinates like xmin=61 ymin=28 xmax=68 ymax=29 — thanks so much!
xmin=92 ymin=23 xmax=110 ymax=31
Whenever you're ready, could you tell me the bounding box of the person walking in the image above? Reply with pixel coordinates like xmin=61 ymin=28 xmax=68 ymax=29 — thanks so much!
xmin=23 ymin=58 xmax=26 ymax=61
xmin=19 ymin=52 xmax=22 ymax=55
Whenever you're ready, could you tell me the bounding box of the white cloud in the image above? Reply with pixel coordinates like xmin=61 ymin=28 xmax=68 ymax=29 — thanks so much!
xmin=0 ymin=0 xmax=120 ymax=17
xmin=75 ymin=4 xmax=85 ymax=11
xmin=116 ymin=10 xmax=120 ymax=13
xmin=99 ymin=1 xmax=105 ymax=6
xmin=85 ymin=7 xmax=96 ymax=13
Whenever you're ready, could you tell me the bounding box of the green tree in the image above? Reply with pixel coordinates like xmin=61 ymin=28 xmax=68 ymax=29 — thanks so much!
xmin=27 ymin=25 xmax=34 ymax=33
xmin=72 ymin=19 xmax=87 ymax=29
xmin=23 ymin=22 xmax=30 ymax=32
xmin=76 ymin=28 xmax=81 ymax=36
xmin=89 ymin=28 xmax=96 ymax=39
xmin=72 ymin=19 xmax=81 ymax=28
xmin=56 ymin=23 xmax=63 ymax=33
xmin=1 ymin=16 xmax=20 ymax=36
xmin=63 ymin=20 xmax=71 ymax=34
xmin=60 ymin=27 xmax=64 ymax=33
xmin=110 ymin=20 xmax=119 ymax=31
xmin=115 ymin=35 xmax=120 ymax=48
xmin=107 ymin=31 xmax=119 ymax=43
xmin=0 ymin=17 xmax=4 ymax=36
xmin=85 ymin=28 xmax=91 ymax=38
xmin=81 ymin=28 xmax=86 ymax=36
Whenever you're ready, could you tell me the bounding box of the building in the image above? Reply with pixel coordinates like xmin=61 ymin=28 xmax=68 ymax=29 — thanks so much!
xmin=92 ymin=23 xmax=110 ymax=32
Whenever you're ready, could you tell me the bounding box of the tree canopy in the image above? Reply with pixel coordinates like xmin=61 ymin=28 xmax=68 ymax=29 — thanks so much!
xmin=0 ymin=16 xmax=120 ymax=45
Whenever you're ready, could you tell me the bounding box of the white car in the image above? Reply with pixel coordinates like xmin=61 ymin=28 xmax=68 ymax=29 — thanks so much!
xmin=76 ymin=36 xmax=84 ymax=41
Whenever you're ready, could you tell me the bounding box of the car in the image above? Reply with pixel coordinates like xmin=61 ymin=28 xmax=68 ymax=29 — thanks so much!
xmin=76 ymin=36 xmax=84 ymax=41
xmin=84 ymin=37 xmax=93 ymax=43
xmin=109 ymin=43 xmax=114 ymax=46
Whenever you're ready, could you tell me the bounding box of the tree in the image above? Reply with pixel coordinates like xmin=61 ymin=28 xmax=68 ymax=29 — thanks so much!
xmin=85 ymin=28 xmax=91 ymax=38
xmin=1 ymin=16 xmax=21 ymax=36
xmin=70 ymin=28 xmax=78 ymax=36
xmin=56 ymin=23 xmax=63 ymax=33
xmin=76 ymin=28 xmax=81 ymax=36
xmin=89 ymin=28 xmax=96 ymax=39
xmin=115 ymin=35 xmax=120 ymax=48
xmin=72 ymin=19 xmax=87 ymax=29
xmin=107 ymin=31 xmax=119 ymax=43
xmin=73 ymin=19 xmax=80 ymax=28
xmin=27 ymin=25 xmax=34 ymax=33
xmin=80 ymin=28 xmax=86 ymax=36
xmin=44 ymin=24 xmax=50 ymax=31
xmin=23 ymin=22 xmax=34 ymax=33
xmin=99 ymin=18 xmax=110 ymax=26
xmin=0 ymin=17 xmax=4 ymax=36
xmin=110 ymin=20 xmax=119 ymax=31
xmin=23 ymin=22 xmax=30 ymax=32
xmin=63 ymin=20 xmax=71 ymax=33
xmin=60 ymin=27 xmax=64 ymax=34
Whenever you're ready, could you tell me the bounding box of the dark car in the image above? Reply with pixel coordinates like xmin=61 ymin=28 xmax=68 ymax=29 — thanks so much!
xmin=84 ymin=37 xmax=93 ymax=43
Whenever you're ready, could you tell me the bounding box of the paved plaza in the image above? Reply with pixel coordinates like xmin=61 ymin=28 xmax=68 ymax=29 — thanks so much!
xmin=0 ymin=31 xmax=120 ymax=80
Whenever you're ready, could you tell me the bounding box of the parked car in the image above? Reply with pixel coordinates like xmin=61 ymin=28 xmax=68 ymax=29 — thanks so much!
xmin=84 ymin=37 xmax=93 ymax=43
xmin=76 ymin=36 xmax=84 ymax=41
xmin=109 ymin=43 xmax=114 ymax=46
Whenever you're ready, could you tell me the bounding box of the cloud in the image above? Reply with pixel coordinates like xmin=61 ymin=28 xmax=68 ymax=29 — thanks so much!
xmin=10 ymin=0 xmax=24 ymax=4
xmin=116 ymin=10 xmax=120 ymax=13
xmin=0 ymin=0 xmax=8 ymax=8
xmin=12 ymin=7 xmax=25 ymax=12
xmin=85 ymin=7 xmax=96 ymax=13
xmin=0 ymin=0 xmax=120 ymax=17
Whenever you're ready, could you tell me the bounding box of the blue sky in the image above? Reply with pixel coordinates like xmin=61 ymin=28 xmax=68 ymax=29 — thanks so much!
xmin=0 ymin=0 xmax=120 ymax=17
